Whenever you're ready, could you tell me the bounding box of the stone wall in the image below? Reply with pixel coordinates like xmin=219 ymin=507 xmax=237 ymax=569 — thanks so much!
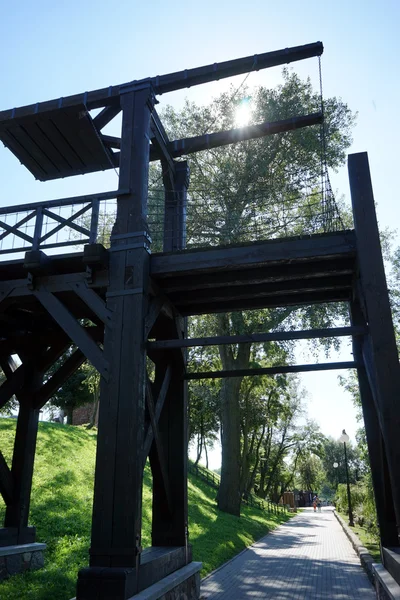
xmin=0 ymin=543 xmax=46 ymax=580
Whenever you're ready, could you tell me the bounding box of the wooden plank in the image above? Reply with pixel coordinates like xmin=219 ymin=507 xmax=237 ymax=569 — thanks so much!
xmin=170 ymin=274 xmax=353 ymax=306
xmin=159 ymin=257 xmax=355 ymax=293
xmin=185 ymin=361 xmax=358 ymax=380
xmin=0 ymin=129 xmax=48 ymax=179
xmin=147 ymin=326 xmax=367 ymax=350
xmin=33 ymin=290 xmax=109 ymax=378
xmin=348 ymin=152 xmax=400 ymax=542
xmin=0 ymin=450 xmax=14 ymax=505
xmin=150 ymin=232 xmax=357 ymax=278
xmin=177 ymin=288 xmax=352 ymax=316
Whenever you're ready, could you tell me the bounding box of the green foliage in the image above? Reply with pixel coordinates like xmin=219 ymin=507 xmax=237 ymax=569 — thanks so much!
xmin=46 ymin=360 xmax=94 ymax=424
xmin=0 ymin=418 xmax=293 ymax=599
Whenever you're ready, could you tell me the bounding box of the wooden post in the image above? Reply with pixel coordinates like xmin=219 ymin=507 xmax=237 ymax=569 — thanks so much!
xmin=151 ymin=159 xmax=190 ymax=547
xmin=78 ymin=85 xmax=155 ymax=598
xmin=348 ymin=152 xmax=400 ymax=544
xmin=350 ymin=300 xmax=398 ymax=548
xmin=1 ymin=363 xmax=42 ymax=546
xmin=151 ymin=319 xmax=188 ymax=548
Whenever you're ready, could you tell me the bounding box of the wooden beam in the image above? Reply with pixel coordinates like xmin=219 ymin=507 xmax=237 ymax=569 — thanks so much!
xmin=93 ymin=106 xmax=121 ymax=131
xmin=185 ymin=361 xmax=358 ymax=380
xmin=143 ymin=365 xmax=172 ymax=460
xmin=167 ymin=113 xmax=322 ymax=159
xmin=0 ymin=42 xmax=323 ymax=119
xmin=150 ymin=111 xmax=175 ymax=174
xmin=159 ymin=257 xmax=355 ymax=293
xmin=349 ymin=151 xmax=400 ymax=543
xmin=33 ymin=290 xmax=109 ymax=379
xmin=101 ymin=134 xmax=121 ymax=150
xmin=151 ymin=232 xmax=357 ymax=278
xmin=145 ymin=377 xmax=172 ymax=514
xmin=147 ymin=326 xmax=367 ymax=350
xmin=177 ymin=288 xmax=352 ymax=316
xmin=0 ymin=450 xmax=14 ymax=505
xmin=170 ymin=274 xmax=353 ymax=306
xmin=33 ymin=348 xmax=86 ymax=410
xmin=70 ymin=281 xmax=112 ymax=326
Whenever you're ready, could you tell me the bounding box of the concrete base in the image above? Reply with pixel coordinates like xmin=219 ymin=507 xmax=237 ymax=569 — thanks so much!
xmin=0 ymin=542 xmax=46 ymax=580
xmin=373 ymin=563 xmax=400 ymax=600
xmin=129 ymin=562 xmax=202 ymax=600
xmin=72 ymin=561 xmax=202 ymax=600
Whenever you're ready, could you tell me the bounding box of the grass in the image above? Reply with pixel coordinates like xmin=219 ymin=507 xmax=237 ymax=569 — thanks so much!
xmin=0 ymin=419 xmax=292 ymax=600
xmin=338 ymin=510 xmax=381 ymax=562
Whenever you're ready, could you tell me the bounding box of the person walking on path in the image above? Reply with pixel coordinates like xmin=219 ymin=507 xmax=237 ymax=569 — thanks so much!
xmin=313 ymin=495 xmax=317 ymax=512
xmin=201 ymin=507 xmax=375 ymax=599
xmin=317 ymin=496 xmax=322 ymax=512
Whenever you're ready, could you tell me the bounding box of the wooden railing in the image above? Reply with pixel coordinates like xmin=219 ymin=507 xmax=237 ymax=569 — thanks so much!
xmin=0 ymin=189 xmax=124 ymax=257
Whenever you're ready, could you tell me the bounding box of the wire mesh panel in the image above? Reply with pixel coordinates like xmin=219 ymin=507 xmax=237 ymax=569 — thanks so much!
xmin=147 ymin=166 xmax=345 ymax=251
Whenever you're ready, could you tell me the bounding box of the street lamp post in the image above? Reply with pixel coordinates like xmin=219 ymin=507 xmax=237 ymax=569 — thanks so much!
xmin=333 ymin=462 xmax=339 ymax=489
xmin=339 ymin=429 xmax=354 ymax=527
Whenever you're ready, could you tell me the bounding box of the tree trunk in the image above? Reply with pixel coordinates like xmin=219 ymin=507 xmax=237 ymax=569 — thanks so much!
xmin=204 ymin=440 xmax=209 ymax=470
xmin=219 ymin=376 xmax=243 ymax=515
xmin=87 ymin=385 xmax=100 ymax=429
xmin=194 ymin=433 xmax=203 ymax=467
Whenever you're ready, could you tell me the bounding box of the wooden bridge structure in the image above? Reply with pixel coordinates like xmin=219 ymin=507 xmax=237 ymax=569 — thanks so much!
xmin=0 ymin=41 xmax=399 ymax=599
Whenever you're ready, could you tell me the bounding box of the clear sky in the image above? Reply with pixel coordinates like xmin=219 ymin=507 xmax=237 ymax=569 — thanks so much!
xmin=1 ymin=0 xmax=399 ymax=461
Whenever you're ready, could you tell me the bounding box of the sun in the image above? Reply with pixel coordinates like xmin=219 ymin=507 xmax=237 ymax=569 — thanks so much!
xmin=234 ymin=99 xmax=252 ymax=128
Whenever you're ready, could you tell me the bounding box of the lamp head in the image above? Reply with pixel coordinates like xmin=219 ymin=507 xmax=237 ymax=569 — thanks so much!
xmin=339 ymin=429 xmax=350 ymax=444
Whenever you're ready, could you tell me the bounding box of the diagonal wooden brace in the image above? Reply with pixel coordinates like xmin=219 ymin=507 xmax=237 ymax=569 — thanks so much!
xmin=0 ymin=450 xmax=14 ymax=505
xmin=33 ymin=290 xmax=109 ymax=379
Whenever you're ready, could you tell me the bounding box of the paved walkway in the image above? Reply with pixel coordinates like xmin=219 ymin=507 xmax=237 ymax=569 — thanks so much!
xmin=201 ymin=507 xmax=375 ymax=599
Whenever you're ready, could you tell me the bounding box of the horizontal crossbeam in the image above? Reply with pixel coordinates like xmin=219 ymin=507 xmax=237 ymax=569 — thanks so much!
xmin=185 ymin=361 xmax=358 ymax=380
xmin=0 ymin=42 xmax=323 ymax=117
xmin=166 ymin=113 xmax=323 ymax=159
xmin=147 ymin=326 xmax=367 ymax=350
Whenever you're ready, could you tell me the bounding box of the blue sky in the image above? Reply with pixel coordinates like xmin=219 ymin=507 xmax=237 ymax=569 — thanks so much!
xmin=1 ymin=0 xmax=399 ymax=461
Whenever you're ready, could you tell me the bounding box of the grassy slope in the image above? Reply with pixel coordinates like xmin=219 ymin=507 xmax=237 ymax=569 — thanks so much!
xmin=0 ymin=419 xmax=291 ymax=600
xmin=337 ymin=510 xmax=381 ymax=562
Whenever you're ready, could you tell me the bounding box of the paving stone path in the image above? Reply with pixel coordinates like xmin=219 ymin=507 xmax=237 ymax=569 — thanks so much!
xmin=200 ymin=507 xmax=375 ymax=600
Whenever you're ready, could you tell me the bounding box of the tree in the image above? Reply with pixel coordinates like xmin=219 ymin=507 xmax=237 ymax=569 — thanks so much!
xmin=160 ymin=70 xmax=355 ymax=515
xmin=47 ymin=358 xmax=93 ymax=425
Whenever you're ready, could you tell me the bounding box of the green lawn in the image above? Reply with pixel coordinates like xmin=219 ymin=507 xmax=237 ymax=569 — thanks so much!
xmin=0 ymin=419 xmax=292 ymax=600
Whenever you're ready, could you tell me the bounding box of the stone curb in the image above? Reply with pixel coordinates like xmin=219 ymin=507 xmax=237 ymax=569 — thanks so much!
xmin=334 ymin=509 xmax=375 ymax=585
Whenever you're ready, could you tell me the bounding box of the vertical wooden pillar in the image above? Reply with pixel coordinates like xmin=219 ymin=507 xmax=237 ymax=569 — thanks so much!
xmin=151 ymin=160 xmax=190 ymax=547
xmin=350 ymin=301 xmax=398 ymax=548
xmin=151 ymin=320 xmax=188 ymax=548
xmin=349 ymin=151 xmax=400 ymax=544
xmin=2 ymin=394 xmax=40 ymax=546
xmin=77 ymin=85 xmax=155 ymax=599
xmin=163 ymin=160 xmax=190 ymax=252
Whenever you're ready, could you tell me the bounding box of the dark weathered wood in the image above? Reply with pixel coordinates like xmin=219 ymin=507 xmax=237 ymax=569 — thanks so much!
xmin=143 ymin=365 xmax=171 ymax=460
xmin=185 ymin=361 xmax=357 ymax=380
xmin=168 ymin=113 xmax=322 ymax=158
xmin=350 ymin=300 xmax=398 ymax=547
xmin=0 ymin=450 xmax=14 ymax=506
xmin=349 ymin=152 xmax=400 ymax=543
xmin=0 ymin=42 xmax=323 ymax=120
xmin=151 ymin=319 xmax=188 ymax=548
xmin=70 ymin=282 xmax=112 ymax=325
xmin=0 ymin=189 xmax=123 ymax=216
xmin=147 ymin=326 xmax=367 ymax=350
xmin=33 ymin=348 xmax=86 ymax=410
xmin=151 ymin=232 xmax=356 ymax=277
xmin=93 ymin=106 xmax=121 ymax=131
xmin=88 ymin=87 xmax=155 ymax=577
xmin=159 ymin=257 xmax=355 ymax=293
xmin=145 ymin=377 xmax=172 ymax=514
xmin=4 ymin=374 xmax=41 ymax=544
xmin=33 ymin=290 xmax=109 ymax=378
